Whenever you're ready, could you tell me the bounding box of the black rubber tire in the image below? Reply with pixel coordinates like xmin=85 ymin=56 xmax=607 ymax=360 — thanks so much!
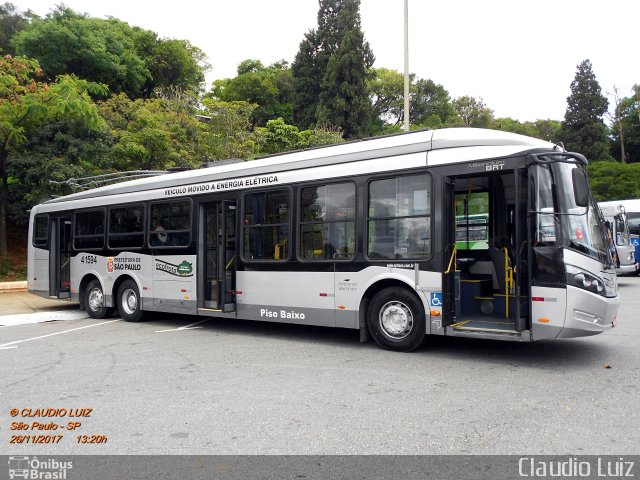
xmin=117 ymin=279 xmax=145 ymax=322
xmin=367 ymin=286 xmax=426 ymax=352
xmin=84 ymin=279 xmax=114 ymax=319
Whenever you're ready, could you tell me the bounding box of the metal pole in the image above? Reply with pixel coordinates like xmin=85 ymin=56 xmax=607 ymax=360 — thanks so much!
xmin=403 ymin=0 xmax=410 ymax=132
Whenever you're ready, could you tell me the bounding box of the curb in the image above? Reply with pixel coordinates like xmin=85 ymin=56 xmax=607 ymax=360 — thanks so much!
xmin=0 ymin=281 xmax=28 ymax=293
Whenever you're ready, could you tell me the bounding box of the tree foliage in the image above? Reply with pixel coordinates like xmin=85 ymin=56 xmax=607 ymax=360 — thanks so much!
xmin=257 ymin=118 xmax=344 ymax=154
xmin=11 ymin=6 xmax=207 ymax=98
xmin=0 ymin=2 xmax=33 ymax=55
xmin=561 ymin=59 xmax=611 ymax=161
xmin=588 ymin=161 xmax=640 ymax=201
xmin=211 ymin=59 xmax=294 ymax=127
xmin=0 ymin=53 xmax=106 ymax=258
xmin=452 ymin=96 xmax=494 ymax=127
xmin=292 ymin=0 xmax=373 ymax=137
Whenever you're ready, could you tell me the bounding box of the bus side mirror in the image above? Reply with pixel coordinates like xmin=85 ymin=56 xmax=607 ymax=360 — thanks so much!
xmin=572 ymin=168 xmax=589 ymax=207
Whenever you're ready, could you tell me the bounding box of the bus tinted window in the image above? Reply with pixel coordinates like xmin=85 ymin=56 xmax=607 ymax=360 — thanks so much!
xmin=109 ymin=205 xmax=145 ymax=249
xmin=300 ymin=182 xmax=356 ymax=260
xmin=74 ymin=210 xmax=105 ymax=250
xmin=33 ymin=215 xmax=49 ymax=248
xmin=368 ymin=174 xmax=431 ymax=259
xmin=243 ymin=190 xmax=290 ymax=260
xmin=149 ymin=201 xmax=191 ymax=247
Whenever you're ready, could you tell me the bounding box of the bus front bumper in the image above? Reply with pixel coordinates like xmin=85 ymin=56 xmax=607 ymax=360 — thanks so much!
xmin=559 ymin=286 xmax=620 ymax=338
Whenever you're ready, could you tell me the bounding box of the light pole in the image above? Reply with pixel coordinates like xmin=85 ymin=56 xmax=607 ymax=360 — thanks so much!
xmin=403 ymin=0 xmax=410 ymax=132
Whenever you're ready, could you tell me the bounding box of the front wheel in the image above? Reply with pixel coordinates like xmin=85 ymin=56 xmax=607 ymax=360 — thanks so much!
xmin=117 ymin=280 xmax=145 ymax=322
xmin=84 ymin=279 xmax=114 ymax=319
xmin=367 ymin=287 xmax=426 ymax=352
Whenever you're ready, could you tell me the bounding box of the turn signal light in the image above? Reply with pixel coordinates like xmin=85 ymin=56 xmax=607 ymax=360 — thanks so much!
xmin=538 ymin=318 xmax=550 ymax=323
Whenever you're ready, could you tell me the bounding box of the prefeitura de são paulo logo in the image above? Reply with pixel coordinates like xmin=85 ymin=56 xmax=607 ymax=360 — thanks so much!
xmin=8 ymin=456 xmax=73 ymax=479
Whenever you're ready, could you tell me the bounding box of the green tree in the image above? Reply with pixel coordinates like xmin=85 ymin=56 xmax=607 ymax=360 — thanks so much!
xmin=257 ymin=118 xmax=344 ymax=154
xmin=316 ymin=0 xmax=373 ymax=138
xmin=9 ymin=119 xmax=114 ymax=225
xmin=11 ymin=6 xmax=207 ymax=98
xmin=211 ymin=60 xmax=294 ymax=127
xmin=98 ymin=93 xmax=206 ymax=171
xmin=0 ymin=54 xmax=106 ymax=259
xmin=292 ymin=0 xmax=374 ymax=136
xmin=0 ymin=2 xmax=34 ymax=55
xmin=561 ymin=59 xmax=611 ymax=161
xmin=11 ymin=7 xmax=149 ymax=97
xmin=141 ymin=38 xmax=208 ymax=97
xmin=588 ymin=161 xmax=640 ymax=201
xmin=453 ymin=96 xmax=494 ymax=127
xmin=410 ymin=79 xmax=456 ymax=128
xmin=200 ymin=98 xmax=262 ymax=160
xmin=368 ymin=67 xmax=405 ymax=130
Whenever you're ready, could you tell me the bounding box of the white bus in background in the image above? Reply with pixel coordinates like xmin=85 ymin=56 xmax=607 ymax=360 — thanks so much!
xmin=27 ymin=128 xmax=619 ymax=351
xmin=598 ymin=202 xmax=637 ymax=275
xmin=606 ymin=199 xmax=640 ymax=272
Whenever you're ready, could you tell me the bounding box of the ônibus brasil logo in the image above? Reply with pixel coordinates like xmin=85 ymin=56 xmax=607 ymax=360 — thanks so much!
xmin=155 ymin=259 xmax=193 ymax=277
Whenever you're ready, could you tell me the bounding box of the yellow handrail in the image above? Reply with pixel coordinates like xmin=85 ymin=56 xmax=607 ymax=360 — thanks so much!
xmin=445 ymin=245 xmax=459 ymax=274
xmin=503 ymin=247 xmax=514 ymax=318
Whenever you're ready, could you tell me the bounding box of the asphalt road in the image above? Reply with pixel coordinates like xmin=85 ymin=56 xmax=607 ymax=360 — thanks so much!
xmin=1 ymin=276 xmax=639 ymax=456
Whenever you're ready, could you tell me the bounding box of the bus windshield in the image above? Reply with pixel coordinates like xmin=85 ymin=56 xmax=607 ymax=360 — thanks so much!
xmin=533 ymin=160 xmax=610 ymax=265
xmin=615 ymin=212 xmax=631 ymax=246
xmin=555 ymin=162 xmax=609 ymax=264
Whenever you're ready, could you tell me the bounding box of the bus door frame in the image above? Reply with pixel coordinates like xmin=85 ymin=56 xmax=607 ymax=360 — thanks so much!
xmin=48 ymin=215 xmax=72 ymax=298
xmin=198 ymin=200 xmax=237 ymax=312
xmin=442 ymin=176 xmax=459 ymax=326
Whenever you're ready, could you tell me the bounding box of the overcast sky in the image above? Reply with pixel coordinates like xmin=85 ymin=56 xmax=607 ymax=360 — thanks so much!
xmin=10 ymin=0 xmax=640 ymax=122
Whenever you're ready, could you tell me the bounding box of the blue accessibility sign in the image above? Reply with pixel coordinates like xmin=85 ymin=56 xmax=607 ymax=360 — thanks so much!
xmin=429 ymin=292 xmax=443 ymax=307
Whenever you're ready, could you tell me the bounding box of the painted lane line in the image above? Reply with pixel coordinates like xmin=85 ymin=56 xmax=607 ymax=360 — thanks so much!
xmin=155 ymin=318 xmax=209 ymax=333
xmin=0 ymin=346 xmax=18 ymax=350
xmin=0 ymin=319 xmax=120 ymax=349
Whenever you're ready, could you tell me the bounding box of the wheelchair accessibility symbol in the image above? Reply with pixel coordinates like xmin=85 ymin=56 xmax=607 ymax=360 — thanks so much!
xmin=429 ymin=292 xmax=443 ymax=307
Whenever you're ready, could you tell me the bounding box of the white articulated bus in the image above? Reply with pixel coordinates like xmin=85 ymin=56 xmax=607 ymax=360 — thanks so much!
xmin=27 ymin=128 xmax=619 ymax=351
xmin=597 ymin=202 xmax=637 ymax=275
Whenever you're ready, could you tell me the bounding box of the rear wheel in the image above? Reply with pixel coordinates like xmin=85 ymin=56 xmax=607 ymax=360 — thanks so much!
xmin=84 ymin=279 xmax=113 ymax=319
xmin=117 ymin=280 xmax=145 ymax=322
xmin=367 ymin=287 xmax=426 ymax=352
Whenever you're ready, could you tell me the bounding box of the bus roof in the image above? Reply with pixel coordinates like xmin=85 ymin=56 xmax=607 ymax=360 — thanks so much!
xmin=600 ymin=199 xmax=640 ymax=213
xmin=44 ymin=127 xmax=553 ymax=206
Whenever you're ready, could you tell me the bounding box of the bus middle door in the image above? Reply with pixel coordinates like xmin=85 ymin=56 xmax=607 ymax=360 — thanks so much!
xmin=200 ymin=200 xmax=237 ymax=312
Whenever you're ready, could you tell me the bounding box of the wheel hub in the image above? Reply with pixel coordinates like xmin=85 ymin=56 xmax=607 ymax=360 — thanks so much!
xmin=88 ymin=288 xmax=103 ymax=311
xmin=379 ymin=301 xmax=413 ymax=339
xmin=121 ymin=289 xmax=137 ymax=315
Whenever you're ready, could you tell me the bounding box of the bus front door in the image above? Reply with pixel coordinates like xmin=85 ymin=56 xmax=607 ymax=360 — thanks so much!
xmin=201 ymin=201 xmax=237 ymax=312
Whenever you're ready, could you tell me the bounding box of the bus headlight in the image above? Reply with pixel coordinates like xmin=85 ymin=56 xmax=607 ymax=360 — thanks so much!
xmin=566 ymin=264 xmax=605 ymax=295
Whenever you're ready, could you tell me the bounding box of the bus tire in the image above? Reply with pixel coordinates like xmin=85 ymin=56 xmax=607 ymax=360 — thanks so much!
xmin=367 ymin=287 xmax=426 ymax=352
xmin=117 ymin=280 xmax=145 ymax=322
xmin=85 ymin=279 xmax=113 ymax=319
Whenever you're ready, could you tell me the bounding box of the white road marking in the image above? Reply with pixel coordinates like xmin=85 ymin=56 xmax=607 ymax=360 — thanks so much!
xmin=155 ymin=318 xmax=209 ymax=333
xmin=0 ymin=319 xmax=120 ymax=349
xmin=0 ymin=346 xmax=18 ymax=350
xmin=0 ymin=310 xmax=89 ymax=327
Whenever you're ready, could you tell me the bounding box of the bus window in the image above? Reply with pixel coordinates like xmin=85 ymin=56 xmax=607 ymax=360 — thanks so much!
xmin=455 ymin=192 xmax=489 ymax=250
xmin=243 ymin=189 xmax=290 ymax=261
xmin=33 ymin=214 xmax=49 ymax=249
xmin=74 ymin=209 xmax=105 ymax=250
xmin=108 ymin=204 xmax=145 ymax=249
xmin=367 ymin=174 xmax=431 ymax=260
xmin=300 ymin=182 xmax=356 ymax=260
xmin=149 ymin=200 xmax=191 ymax=247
